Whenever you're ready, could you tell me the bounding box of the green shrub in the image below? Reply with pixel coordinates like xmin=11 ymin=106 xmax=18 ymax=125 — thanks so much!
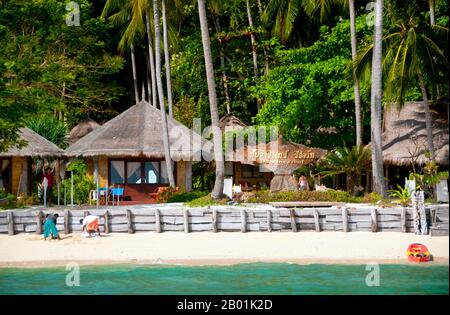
xmin=186 ymin=194 xmax=229 ymax=207
xmin=167 ymin=190 xmax=209 ymax=203
xmin=59 ymin=160 xmax=95 ymax=205
xmin=242 ymin=189 xmax=363 ymax=203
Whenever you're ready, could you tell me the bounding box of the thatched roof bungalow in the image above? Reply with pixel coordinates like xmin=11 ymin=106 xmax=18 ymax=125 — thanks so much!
xmin=66 ymin=101 xmax=206 ymax=200
xmin=0 ymin=128 xmax=65 ymax=195
xmin=382 ymin=101 xmax=448 ymax=166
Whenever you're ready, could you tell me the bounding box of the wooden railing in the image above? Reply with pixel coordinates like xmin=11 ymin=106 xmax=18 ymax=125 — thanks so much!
xmin=0 ymin=204 xmax=448 ymax=235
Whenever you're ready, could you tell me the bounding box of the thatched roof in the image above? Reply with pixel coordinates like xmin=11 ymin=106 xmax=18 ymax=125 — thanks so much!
xmin=0 ymin=128 xmax=65 ymax=158
xmin=382 ymin=101 xmax=449 ymax=166
xmin=67 ymin=118 xmax=100 ymax=145
xmin=66 ymin=101 xmax=207 ymax=160
xmin=219 ymin=114 xmax=247 ymax=133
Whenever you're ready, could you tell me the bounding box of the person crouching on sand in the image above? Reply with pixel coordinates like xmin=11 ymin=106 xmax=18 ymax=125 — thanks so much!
xmin=44 ymin=213 xmax=61 ymax=240
xmin=80 ymin=215 xmax=101 ymax=238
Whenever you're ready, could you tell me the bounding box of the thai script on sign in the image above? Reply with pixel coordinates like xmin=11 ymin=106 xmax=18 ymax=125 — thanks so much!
xmin=250 ymin=149 xmax=315 ymax=161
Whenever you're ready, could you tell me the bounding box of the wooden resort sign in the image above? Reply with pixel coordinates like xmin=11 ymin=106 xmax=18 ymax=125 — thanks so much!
xmin=237 ymin=135 xmax=327 ymax=192
xmin=242 ymin=135 xmax=327 ymax=175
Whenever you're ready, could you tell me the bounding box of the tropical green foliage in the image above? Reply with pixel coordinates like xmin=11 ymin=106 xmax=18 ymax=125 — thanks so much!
xmin=388 ymin=184 xmax=412 ymax=206
xmin=317 ymin=145 xmax=371 ymax=193
xmin=254 ymin=17 xmax=372 ymax=149
xmin=27 ymin=116 xmax=69 ymax=149
xmin=60 ymin=160 xmax=95 ymax=205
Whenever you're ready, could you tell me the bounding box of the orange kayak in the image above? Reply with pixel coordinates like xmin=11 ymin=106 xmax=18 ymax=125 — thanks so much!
xmin=407 ymin=243 xmax=431 ymax=263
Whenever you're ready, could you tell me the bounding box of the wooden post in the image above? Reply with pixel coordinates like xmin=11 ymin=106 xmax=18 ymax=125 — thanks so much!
xmin=430 ymin=208 xmax=437 ymax=226
xmin=126 ymin=209 xmax=134 ymax=234
xmin=155 ymin=209 xmax=161 ymax=233
xmin=371 ymin=208 xmax=378 ymax=232
xmin=36 ymin=211 xmax=44 ymax=235
xmin=313 ymin=209 xmax=320 ymax=232
xmin=184 ymin=209 xmax=189 ymax=233
xmin=401 ymin=207 xmax=407 ymax=233
xmin=266 ymin=210 xmax=272 ymax=232
xmin=64 ymin=210 xmax=70 ymax=235
xmin=342 ymin=207 xmax=348 ymax=232
xmin=7 ymin=211 xmax=14 ymax=236
xmin=240 ymin=209 xmax=247 ymax=233
xmin=104 ymin=210 xmax=110 ymax=234
xmin=290 ymin=209 xmax=297 ymax=232
xmin=212 ymin=209 xmax=218 ymax=233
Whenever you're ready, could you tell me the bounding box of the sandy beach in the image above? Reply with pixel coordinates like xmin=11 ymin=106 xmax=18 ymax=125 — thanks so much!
xmin=0 ymin=232 xmax=448 ymax=268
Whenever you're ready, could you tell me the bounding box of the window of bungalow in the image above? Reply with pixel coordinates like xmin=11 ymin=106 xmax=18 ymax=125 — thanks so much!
xmin=110 ymin=160 xmax=125 ymax=184
xmin=144 ymin=161 xmax=159 ymax=184
xmin=127 ymin=162 xmax=142 ymax=184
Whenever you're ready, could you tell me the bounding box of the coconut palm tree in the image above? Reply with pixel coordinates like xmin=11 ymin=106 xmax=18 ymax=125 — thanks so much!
xmin=246 ymin=0 xmax=261 ymax=111
xmin=197 ymin=0 xmax=224 ymax=199
xmin=370 ymin=0 xmax=386 ymax=197
xmin=261 ymin=0 xmax=304 ymax=44
xmin=102 ymin=0 xmax=146 ymax=103
xmin=355 ymin=12 xmax=448 ymax=162
xmin=318 ymin=145 xmax=371 ymax=194
xmin=153 ymin=0 xmax=176 ymax=187
xmin=162 ymin=0 xmax=174 ymax=117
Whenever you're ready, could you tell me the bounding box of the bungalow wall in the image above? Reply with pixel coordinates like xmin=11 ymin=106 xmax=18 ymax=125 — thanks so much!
xmin=11 ymin=157 xmax=30 ymax=195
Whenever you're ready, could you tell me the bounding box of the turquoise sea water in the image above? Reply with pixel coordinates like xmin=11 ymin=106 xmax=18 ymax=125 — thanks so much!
xmin=0 ymin=263 xmax=448 ymax=295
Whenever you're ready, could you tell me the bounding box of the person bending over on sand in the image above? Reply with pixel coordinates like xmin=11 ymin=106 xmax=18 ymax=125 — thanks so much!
xmin=80 ymin=215 xmax=101 ymax=238
xmin=44 ymin=213 xmax=61 ymax=240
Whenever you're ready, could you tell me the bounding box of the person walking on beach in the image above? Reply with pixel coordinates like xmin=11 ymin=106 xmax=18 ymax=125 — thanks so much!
xmin=80 ymin=215 xmax=101 ymax=237
xmin=43 ymin=213 xmax=61 ymax=240
xmin=42 ymin=167 xmax=54 ymax=206
xmin=299 ymin=175 xmax=308 ymax=191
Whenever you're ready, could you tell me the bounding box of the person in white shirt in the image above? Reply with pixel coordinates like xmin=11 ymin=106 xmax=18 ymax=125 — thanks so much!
xmin=80 ymin=215 xmax=100 ymax=237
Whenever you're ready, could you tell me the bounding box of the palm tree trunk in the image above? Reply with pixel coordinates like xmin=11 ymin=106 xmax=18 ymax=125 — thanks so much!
xmin=130 ymin=43 xmax=140 ymax=103
xmin=162 ymin=0 xmax=174 ymax=118
xmin=370 ymin=0 xmax=386 ymax=197
xmin=349 ymin=0 xmax=363 ymax=147
xmin=418 ymin=70 xmax=436 ymax=161
xmin=256 ymin=0 xmax=269 ymax=76
xmin=153 ymin=0 xmax=175 ymax=187
xmin=145 ymin=12 xmax=157 ymax=106
xmin=197 ymin=0 xmax=224 ymax=199
xmin=221 ymin=52 xmax=231 ymax=114
xmin=246 ymin=0 xmax=260 ymax=111
xmin=429 ymin=0 xmax=435 ymax=26
xmin=213 ymin=17 xmax=231 ymax=114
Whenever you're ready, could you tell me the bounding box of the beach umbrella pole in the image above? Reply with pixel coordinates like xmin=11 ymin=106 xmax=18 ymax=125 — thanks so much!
xmin=57 ymin=181 xmax=60 ymax=206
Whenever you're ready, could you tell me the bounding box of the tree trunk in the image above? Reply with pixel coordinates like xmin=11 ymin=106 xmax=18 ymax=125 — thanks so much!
xmin=145 ymin=12 xmax=157 ymax=106
xmin=214 ymin=17 xmax=231 ymax=114
xmin=349 ymin=0 xmax=363 ymax=147
xmin=346 ymin=173 xmax=356 ymax=195
xmin=162 ymin=0 xmax=174 ymax=118
xmin=418 ymin=70 xmax=436 ymax=161
xmin=256 ymin=0 xmax=269 ymax=76
xmin=197 ymin=0 xmax=224 ymax=199
xmin=130 ymin=43 xmax=139 ymax=103
xmin=370 ymin=0 xmax=386 ymax=197
xmin=429 ymin=0 xmax=435 ymax=26
xmin=153 ymin=0 xmax=175 ymax=187
xmin=246 ymin=0 xmax=260 ymax=111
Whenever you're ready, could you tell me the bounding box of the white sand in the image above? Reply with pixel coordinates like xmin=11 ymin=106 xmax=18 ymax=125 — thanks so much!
xmin=0 ymin=232 xmax=448 ymax=268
